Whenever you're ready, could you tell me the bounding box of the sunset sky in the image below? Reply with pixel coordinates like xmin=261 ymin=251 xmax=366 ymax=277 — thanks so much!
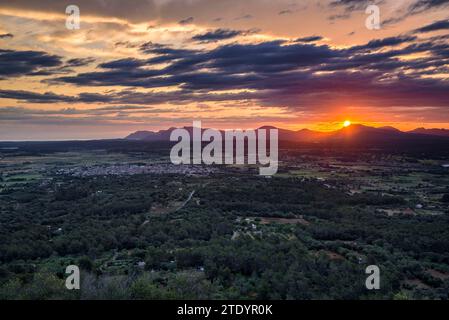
xmin=1 ymin=0 xmax=449 ymax=140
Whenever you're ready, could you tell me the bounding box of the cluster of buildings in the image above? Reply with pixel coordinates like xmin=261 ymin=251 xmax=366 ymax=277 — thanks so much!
xmin=55 ymin=163 xmax=218 ymax=177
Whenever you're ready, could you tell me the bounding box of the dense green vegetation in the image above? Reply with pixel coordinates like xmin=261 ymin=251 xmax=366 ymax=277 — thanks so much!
xmin=1 ymin=163 xmax=449 ymax=299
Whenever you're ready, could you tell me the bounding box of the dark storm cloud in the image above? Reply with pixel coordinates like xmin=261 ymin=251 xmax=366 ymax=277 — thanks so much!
xmin=66 ymin=57 xmax=96 ymax=67
xmin=408 ymin=0 xmax=449 ymax=14
xmin=2 ymin=16 xmax=449 ymax=114
xmin=0 ymin=33 xmax=14 ymax=39
xmin=139 ymin=42 xmax=198 ymax=64
xmin=0 ymin=50 xmax=92 ymax=79
xmin=45 ymin=34 xmax=449 ymax=110
xmin=415 ymin=19 xmax=449 ymax=33
xmin=187 ymin=41 xmax=339 ymax=75
xmin=192 ymin=29 xmax=245 ymax=42
xmin=99 ymin=58 xmax=147 ymax=69
xmin=295 ymin=36 xmax=324 ymax=43
xmin=54 ymin=41 xmax=341 ymax=89
xmin=350 ymin=35 xmax=418 ymax=51
xmin=0 ymin=89 xmax=130 ymax=104
xmin=64 ymin=35 xmax=442 ymax=90
xmin=0 ymin=87 xmax=261 ymax=106
xmin=0 ymin=90 xmax=78 ymax=103
xmin=0 ymin=49 xmax=63 ymax=78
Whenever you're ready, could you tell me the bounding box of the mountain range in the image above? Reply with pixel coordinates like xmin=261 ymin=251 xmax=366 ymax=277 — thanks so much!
xmin=125 ymin=125 xmax=449 ymax=143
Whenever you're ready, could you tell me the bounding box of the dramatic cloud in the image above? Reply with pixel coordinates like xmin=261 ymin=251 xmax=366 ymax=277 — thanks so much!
xmin=0 ymin=105 xmax=179 ymax=120
xmin=54 ymin=41 xmax=341 ymax=89
xmin=350 ymin=36 xmax=418 ymax=51
xmin=192 ymin=29 xmax=246 ymax=42
xmin=0 ymin=33 xmax=14 ymax=39
xmin=0 ymin=90 xmax=77 ymax=103
xmin=415 ymin=19 xmax=449 ymax=33
xmin=3 ymin=27 xmax=449 ymax=115
xmin=66 ymin=57 xmax=96 ymax=67
xmin=408 ymin=0 xmax=449 ymax=14
xmin=0 ymin=88 xmax=260 ymax=106
xmin=296 ymin=36 xmax=324 ymax=43
xmin=0 ymin=0 xmax=449 ymax=139
xmin=19 ymin=35 xmax=440 ymax=112
xmin=0 ymin=50 xmax=97 ymax=80
xmin=0 ymin=49 xmax=63 ymax=78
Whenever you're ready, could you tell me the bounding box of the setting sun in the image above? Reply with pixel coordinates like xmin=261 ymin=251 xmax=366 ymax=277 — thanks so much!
xmin=343 ymin=120 xmax=351 ymax=127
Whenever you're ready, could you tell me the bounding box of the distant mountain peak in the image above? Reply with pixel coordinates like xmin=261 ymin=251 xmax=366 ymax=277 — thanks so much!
xmin=378 ymin=126 xmax=402 ymax=132
xmin=258 ymin=125 xmax=278 ymax=130
xmin=408 ymin=128 xmax=449 ymax=137
xmin=125 ymin=124 xmax=449 ymax=142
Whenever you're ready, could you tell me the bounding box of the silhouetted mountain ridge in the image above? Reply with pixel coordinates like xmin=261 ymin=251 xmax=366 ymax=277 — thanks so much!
xmin=125 ymin=124 xmax=449 ymax=142
xmin=408 ymin=128 xmax=449 ymax=137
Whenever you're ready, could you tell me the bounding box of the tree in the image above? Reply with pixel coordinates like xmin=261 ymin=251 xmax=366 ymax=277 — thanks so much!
xmin=79 ymin=256 xmax=94 ymax=271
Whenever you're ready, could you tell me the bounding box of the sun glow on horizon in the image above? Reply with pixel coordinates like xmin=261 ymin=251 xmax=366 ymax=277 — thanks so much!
xmin=343 ymin=120 xmax=351 ymax=127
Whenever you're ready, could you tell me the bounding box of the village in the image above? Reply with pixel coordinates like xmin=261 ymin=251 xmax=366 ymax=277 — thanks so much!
xmin=55 ymin=163 xmax=218 ymax=177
